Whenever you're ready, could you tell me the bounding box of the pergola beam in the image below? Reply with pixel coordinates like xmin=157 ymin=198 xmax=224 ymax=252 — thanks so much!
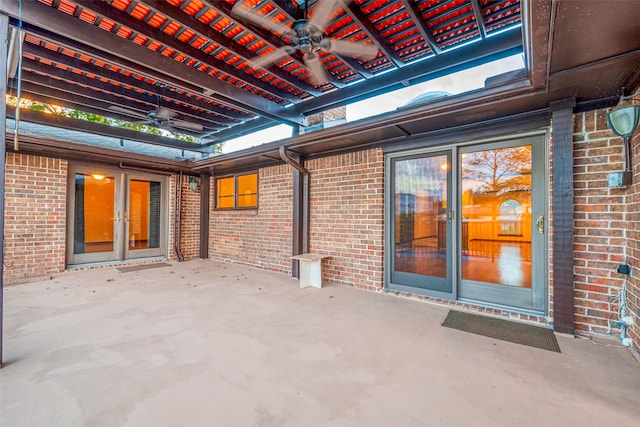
xmin=470 ymin=0 xmax=488 ymax=39
xmin=289 ymin=26 xmax=522 ymax=116
xmin=6 ymin=108 xmax=213 ymax=152
xmin=401 ymin=0 xmax=442 ymax=54
xmin=344 ymin=0 xmax=404 ymax=68
xmin=78 ymin=1 xmax=299 ymax=103
xmin=19 ymin=61 xmax=227 ymax=129
xmin=14 ymin=90 xmax=160 ymax=123
xmin=206 ymin=0 xmax=324 ymax=86
xmin=134 ymin=0 xmax=321 ymax=96
xmin=0 ymin=0 xmax=306 ymax=125
xmin=22 ymin=42 xmax=247 ymax=122
xmin=14 ymin=76 xmax=221 ymax=136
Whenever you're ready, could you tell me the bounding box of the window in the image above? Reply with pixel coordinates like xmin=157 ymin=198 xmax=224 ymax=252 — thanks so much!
xmin=215 ymin=173 xmax=258 ymax=209
xmin=499 ymin=199 xmax=522 ymax=236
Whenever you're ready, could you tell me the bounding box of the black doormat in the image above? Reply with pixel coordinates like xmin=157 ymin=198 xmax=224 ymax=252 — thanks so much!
xmin=442 ymin=310 xmax=561 ymax=353
xmin=117 ymin=262 xmax=172 ymax=273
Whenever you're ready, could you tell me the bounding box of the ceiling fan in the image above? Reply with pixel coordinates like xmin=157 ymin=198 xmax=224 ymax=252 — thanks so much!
xmin=232 ymin=0 xmax=379 ymax=85
xmin=109 ymin=104 xmax=204 ymax=133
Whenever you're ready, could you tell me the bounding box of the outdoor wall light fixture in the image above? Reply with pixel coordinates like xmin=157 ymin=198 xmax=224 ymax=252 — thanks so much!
xmin=189 ymin=176 xmax=200 ymax=192
xmin=608 ymin=92 xmax=640 ymax=169
xmin=606 ymin=90 xmax=640 ymax=187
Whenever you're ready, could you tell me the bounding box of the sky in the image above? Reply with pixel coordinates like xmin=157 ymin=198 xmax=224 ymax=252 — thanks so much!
xmin=220 ymin=53 xmax=525 ymax=153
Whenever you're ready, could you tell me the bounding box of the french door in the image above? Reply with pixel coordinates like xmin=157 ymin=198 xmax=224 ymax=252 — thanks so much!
xmin=67 ymin=166 xmax=168 ymax=266
xmin=386 ymin=134 xmax=547 ymax=313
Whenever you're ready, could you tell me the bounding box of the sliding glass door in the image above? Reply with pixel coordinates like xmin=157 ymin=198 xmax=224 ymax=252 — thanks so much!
xmin=457 ymin=139 xmax=546 ymax=311
xmin=67 ymin=166 xmax=167 ymax=266
xmin=385 ymin=134 xmax=547 ymax=313
xmin=388 ymin=151 xmax=453 ymax=296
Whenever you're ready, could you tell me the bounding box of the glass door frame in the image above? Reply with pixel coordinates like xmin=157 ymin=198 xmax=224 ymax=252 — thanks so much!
xmin=66 ymin=164 xmax=169 ymax=266
xmin=124 ymin=172 xmax=168 ymax=260
xmin=457 ymin=134 xmax=547 ymax=312
xmin=384 ymin=131 xmax=549 ymax=314
xmin=384 ymin=148 xmax=458 ymax=300
xmin=66 ymin=165 xmax=122 ymax=265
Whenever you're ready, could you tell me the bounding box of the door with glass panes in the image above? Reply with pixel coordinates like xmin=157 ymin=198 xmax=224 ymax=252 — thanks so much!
xmin=67 ymin=166 xmax=168 ymax=265
xmin=386 ymin=134 xmax=546 ymax=312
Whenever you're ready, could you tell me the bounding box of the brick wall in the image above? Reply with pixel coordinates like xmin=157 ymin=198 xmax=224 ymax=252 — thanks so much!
xmin=2 ymin=155 xmax=199 ymax=279
xmin=627 ymin=125 xmax=640 ymax=351
xmin=178 ymin=174 xmax=200 ymax=260
xmin=573 ymin=110 xmax=629 ymax=338
xmin=3 ymin=153 xmax=67 ymax=282
xmin=307 ymin=106 xmax=347 ymax=126
xmin=548 ymin=129 xmax=555 ymax=323
xmin=209 ymin=164 xmax=292 ymax=273
xmin=161 ymin=173 xmax=200 ymax=262
xmin=306 ymin=149 xmax=384 ymax=290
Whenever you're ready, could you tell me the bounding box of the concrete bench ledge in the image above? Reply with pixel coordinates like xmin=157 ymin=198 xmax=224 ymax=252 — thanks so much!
xmin=291 ymin=253 xmax=329 ymax=288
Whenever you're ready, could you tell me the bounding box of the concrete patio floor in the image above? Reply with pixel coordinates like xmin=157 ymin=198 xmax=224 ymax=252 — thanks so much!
xmin=1 ymin=260 xmax=639 ymax=427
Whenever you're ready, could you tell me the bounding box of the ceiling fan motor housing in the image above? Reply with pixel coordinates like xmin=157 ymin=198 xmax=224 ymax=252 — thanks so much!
xmin=285 ymin=19 xmax=325 ymax=53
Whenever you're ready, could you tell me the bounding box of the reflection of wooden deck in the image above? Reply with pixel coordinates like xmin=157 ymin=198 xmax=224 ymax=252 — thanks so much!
xmin=463 ymin=239 xmax=531 ymax=262
xmin=395 ymin=240 xmax=532 ymax=288
xmin=395 ymin=246 xmax=447 ymax=279
xmin=85 ymin=241 xmax=114 ymax=253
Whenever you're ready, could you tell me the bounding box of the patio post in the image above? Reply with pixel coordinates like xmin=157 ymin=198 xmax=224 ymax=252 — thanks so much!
xmin=279 ymin=147 xmax=309 ymax=278
xmin=0 ymin=13 xmax=9 ymax=368
xmin=550 ymin=98 xmax=576 ymax=334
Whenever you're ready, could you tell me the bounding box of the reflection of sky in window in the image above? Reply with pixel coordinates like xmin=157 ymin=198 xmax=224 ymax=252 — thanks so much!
xmin=395 ymin=156 xmax=447 ymax=195
xmin=222 ymin=54 xmax=525 ymax=153
xmin=347 ymin=54 xmax=524 ymax=122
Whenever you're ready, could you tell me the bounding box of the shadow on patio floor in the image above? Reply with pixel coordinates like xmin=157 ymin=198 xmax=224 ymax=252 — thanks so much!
xmin=2 ymin=259 xmax=639 ymax=426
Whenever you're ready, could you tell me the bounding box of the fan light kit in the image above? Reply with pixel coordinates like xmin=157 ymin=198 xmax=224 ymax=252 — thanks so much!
xmin=232 ymin=0 xmax=378 ymax=85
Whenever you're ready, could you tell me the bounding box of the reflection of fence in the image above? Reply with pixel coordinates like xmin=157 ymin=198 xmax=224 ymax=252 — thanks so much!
xmin=461 ymin=221 xmax=531 ymax=261
xmin=396 ymin=218 xmax=531 ymax=261
xmin=463 ymin=239 xmax=531 ymax=261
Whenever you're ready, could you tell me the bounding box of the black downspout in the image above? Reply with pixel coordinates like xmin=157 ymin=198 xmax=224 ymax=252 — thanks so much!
xmin=174 ymin=171 xmax=185 ymax=262
xmin=0 ymin=13 xmax=8 ymax=368
xmin=199 ymin=173 xmax=210 ymax=259
xmin=279 ymin=146 xmax=309 ymax=278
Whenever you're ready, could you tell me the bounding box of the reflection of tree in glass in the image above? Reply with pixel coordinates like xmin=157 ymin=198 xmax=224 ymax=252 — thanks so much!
xmin=462 ymin=146 xmax=531 ymax=194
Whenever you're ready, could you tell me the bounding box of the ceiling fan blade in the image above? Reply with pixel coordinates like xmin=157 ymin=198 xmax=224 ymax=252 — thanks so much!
xmin=231 ymin=1 xmax=291 ymax=36
xmin=309 ymin=0 xmax=344 ymax=31
xmin=153 ymin=106 xmax=176 ymax=120
xmin=328 ymin=38 xmax=379 ymax=60
xmin=304 ymin=52 xmax=330 ymax=85
xmin=7 ymin=28 xmax=25 ymax=80
xmin=108 ymin=105 xmax=150 ymax=120
xmin=167 ymin=119 xmax=204 ymax=132
xmin=249 ymin=46 xmax=294 ymax=69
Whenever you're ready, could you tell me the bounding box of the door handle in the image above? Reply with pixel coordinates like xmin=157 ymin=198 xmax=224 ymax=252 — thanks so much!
xmin=111 ymin=211 xmax=121 ymax=222
xmin=536 ymin=216 xmax=545 ymax=234
xmin=124 ymin=211 xmax=129 ymax=222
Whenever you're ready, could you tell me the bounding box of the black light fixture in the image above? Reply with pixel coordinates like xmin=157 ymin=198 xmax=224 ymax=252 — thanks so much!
xmin=189 ymin=176 xmax=200 ymax=192
xmin=607 ymin=90 xmax=640 ymax=174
